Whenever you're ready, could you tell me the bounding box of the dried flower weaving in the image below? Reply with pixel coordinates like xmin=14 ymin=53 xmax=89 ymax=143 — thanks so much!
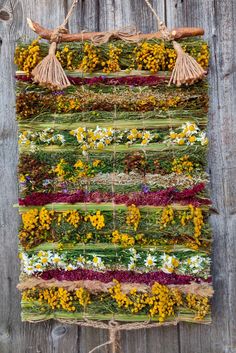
xmin=15 ymin=35 xmax=212 ymax=325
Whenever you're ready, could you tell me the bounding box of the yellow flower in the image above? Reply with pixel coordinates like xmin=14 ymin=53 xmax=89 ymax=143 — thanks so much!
xmin=189 ymin=135 xmax=196 ymax=143
xmin=74 ymin=160 xmax=84 ymax=169
xmin=92 ymin=159 xmax=101 ymax=167
xmin=178 ymin=139 xmax=185 ymax=145
xmin=170 ymin=132 xmax=177 ymax=139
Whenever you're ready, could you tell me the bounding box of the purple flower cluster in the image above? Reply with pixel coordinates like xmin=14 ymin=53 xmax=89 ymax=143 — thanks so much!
xmin=39 ymin=268 xmax=211 ymax=285
xmin=16 ymin=74 xmax=168 ymax=87
xmin=19 ymin=183 xmax=210 ymax=207
xmin=19 ymin=183 xmax=211 ymax=206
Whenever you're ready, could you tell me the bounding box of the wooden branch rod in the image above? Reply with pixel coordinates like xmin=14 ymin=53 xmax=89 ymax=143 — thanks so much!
xmin=27 ymin=18 xmax=204 ymax=42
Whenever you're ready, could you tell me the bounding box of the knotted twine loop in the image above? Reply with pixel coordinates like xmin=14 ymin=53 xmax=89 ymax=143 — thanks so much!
xmin=92 ymin=26 xmax=140 ymax=46
xmin=88 ymin=320 xmax=120 ymax=353
xmin=26 ymin=316 xmax=185 ymax=353
xmin=144 ymin=0 xmax=206 ymax=86
xmin=32 ymin=0 xmax=79 ymax=90
xmin=144 ymin=0 xmax=172 ymax=41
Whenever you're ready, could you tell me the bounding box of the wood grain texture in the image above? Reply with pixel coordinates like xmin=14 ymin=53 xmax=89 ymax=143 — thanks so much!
xmin=68 ymin=0 xmax=100 ymax=33
xmin=1 ymin=0 xmax=236 ymax=352
xmin=20 ymin=0 xmax=67 ymax=40
xmin=167 ymin=1 xmax=236 ymax=353
xmin=0 ymin=2 xmax=22 ymax=353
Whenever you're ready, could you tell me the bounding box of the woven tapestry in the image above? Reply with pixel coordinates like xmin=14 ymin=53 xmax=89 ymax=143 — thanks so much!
xmin=15 ymin=21 xmax=212 ymax=326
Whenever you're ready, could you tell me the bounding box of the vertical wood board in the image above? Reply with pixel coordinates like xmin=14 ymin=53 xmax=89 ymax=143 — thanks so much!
xmin=0 ymin=0 xmax=236 ymax=352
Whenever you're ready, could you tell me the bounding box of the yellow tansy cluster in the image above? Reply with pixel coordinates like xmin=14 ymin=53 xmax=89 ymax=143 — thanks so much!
xmin=22 ymin=208 xmax=54 ymax=232
xmin=196 ymin=43 xmax=210 ymax=69
xmin=126 ymin=204 xmax=141 ymax=231
xmin=84 ymin=211 xmax=105 ymax=230
xmin=20 ymin=208 xmax=55 ymax=249
xmin=15 ymin=40 xmax=209 ymax=74
xmin=20 ymin=208 xmax=108 ymax=248
xmin=21 ymin=209 xmax=39 ymax=231
xmin=109 ymin=281 xmax=182 ymax=322
xmin=186 ymin=293 xmax=210 ymax=320
xmin=56 ymin=45 xmax=77 ymax=70
xmin=180 ymin=205 xmax=204 ymax=243
xmin=61 ymin=210 xmax=81 ymax=228
xmin=156 ymin=205 xmax=206 ymax=245
xmin=22 ymin=284 xmax=210 ymax=320
xmin=148 ymin=283 xmax=182 ymax=319
xmin=14 ymin=39 xmax=42 ymax=75
xmin=159 ymin=206 xmax=175 ymax=229
xmin=171 ymin=155 xmax=196 ymax=176
xmin=23 ymin=287 xmax=76 ymax=312
xmin=75 ymin=288 xmax=91 ymax=307
xmin=102 ymin=44 xmax=122 ymax=73
xmin=135 ymin=42 xmax=166 ymax=73
xmin=111 ymin=230 xmax=135 ymax=247
xmin=54 ymin=159 xmax=67 ymax=179
xmin=38 ymin=208 xmax=55 ymax=230
xmin=165 ymin=47 xmax=177 ymax=70
xmin=80 ymin=43 xmax=100 ymax=72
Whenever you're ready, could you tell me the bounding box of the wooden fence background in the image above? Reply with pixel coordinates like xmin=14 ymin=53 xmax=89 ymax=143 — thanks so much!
xmin=0 ymin=0 xmax=235 ymax=352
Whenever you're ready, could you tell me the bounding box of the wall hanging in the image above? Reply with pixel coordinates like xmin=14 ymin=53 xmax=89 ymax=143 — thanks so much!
xmin=15 ymin=0 xmax=212 ymax=351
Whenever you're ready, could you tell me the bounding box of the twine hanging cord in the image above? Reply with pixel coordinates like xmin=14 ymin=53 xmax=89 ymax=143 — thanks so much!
xmin=144 ymin=0 xmax=172 ymax=40
xmin=61 ymin=317 xmax=179 ymax=353
xmin=50 ymin=0 xmax=79 ymax=43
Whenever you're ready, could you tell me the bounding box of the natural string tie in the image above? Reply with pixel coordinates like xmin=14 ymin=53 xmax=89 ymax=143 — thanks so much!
xmin=91 ymin=26 xmax=140 ymax=45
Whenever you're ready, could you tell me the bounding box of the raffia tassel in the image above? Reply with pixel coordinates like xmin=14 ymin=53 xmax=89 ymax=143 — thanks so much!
xmin=31 ymin=41 xmax=71 ymax=90
xmin=169 ymin=41 xmax=207 ymax=87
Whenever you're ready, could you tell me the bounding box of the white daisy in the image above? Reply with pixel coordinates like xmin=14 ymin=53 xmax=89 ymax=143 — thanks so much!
xmin=24 ymin=265 xmax=35 ymax=275
xmin=145 ymin=254 xmax=156 ymax=267
xmin=128 ymin=261 xmax=136 ymax=271
xmin=77 ymin=255 xmax=86 ymax=268
xmin=50 ymin=253 xmax=63 ymax=267
xmin=65 ymin=264 xmax=76 ymax=271
xmin=34 ymin=262 xmax=44 ymax=272
xmin=160 ymin=253 xmax=179 ymax=274
xmin=90 ymin=255 xmax=104 ymax=269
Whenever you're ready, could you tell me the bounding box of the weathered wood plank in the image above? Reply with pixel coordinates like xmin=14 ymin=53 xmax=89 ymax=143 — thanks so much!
xmin=68 ymin=0 xmax=100 ymax=33
xmin=79 ymin=327 xmax=109 ymax=353
xmin=69 ymin=0 xmax=165 ymax=33
xmin=165 ymin=0 xmax=208 ymax=32
xmin=21 ymin=0 xmax=67 ymax=40
xmin=166 ymin=1 xmax=236 ymax=353
xmin=0 ymin=1 xmax=80 ymax=353
xmin=209 ymin=1 xmax=236 ymax=352
xmin=0 ymin=2 xmax=23 ymax=353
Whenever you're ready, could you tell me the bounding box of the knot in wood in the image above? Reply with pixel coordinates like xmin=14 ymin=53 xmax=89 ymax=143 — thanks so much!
xmin=0 ymin=10 xmax=10 ymax=21
xmin=52 ymin=325 xmax=67 ymax=337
